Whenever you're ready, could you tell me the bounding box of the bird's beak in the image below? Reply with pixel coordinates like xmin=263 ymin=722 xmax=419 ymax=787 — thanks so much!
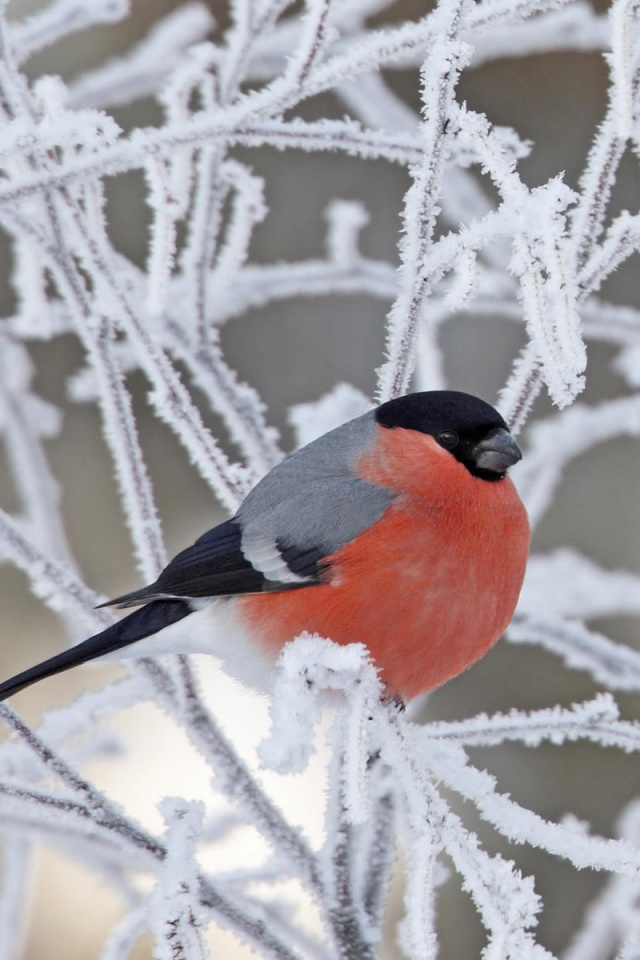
xmin=472 ymin=427 xmax=522 ymax=474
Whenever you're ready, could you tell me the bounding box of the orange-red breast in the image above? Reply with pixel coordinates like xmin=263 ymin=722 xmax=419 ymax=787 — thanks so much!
xmin=0 ymin=391 xmax=530 ymax=703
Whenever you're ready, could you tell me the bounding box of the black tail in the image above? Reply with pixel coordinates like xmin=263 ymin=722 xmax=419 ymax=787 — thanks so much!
xmin=0 ymin=599 xmax=191 ymax=702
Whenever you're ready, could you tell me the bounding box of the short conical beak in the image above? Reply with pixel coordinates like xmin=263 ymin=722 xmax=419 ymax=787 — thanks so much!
xmin=472 ymin=427 xmax=522 ymax=474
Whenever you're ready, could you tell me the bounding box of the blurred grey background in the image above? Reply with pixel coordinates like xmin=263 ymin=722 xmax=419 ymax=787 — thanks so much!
xmin=1 ymin=0 xmax=638 ymax=958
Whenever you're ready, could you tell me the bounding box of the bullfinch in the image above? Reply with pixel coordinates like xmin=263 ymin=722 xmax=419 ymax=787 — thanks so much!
xmin=0 ymin=391 xmax=529 ymax=703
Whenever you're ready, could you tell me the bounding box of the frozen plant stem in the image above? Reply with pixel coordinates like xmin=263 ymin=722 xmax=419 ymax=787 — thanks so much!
xmin=0 ymin=0 xmax=639 ymax=957
xmin=170 ymin=657 xmax=324 ymax=896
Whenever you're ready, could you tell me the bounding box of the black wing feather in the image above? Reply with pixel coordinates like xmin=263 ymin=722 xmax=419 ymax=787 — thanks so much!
xmin=155 ymin=519 xmax=267 ymax=597
xmin=105 ymin=519 xmax=268 ymax=607
xmin=275 ymin=540 xmax=326 ymax=578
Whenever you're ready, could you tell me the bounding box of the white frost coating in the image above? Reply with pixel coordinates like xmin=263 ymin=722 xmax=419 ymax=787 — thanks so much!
xmin=288 ymin=382 xmax=371 ymax=447
xmin=508 ymin=614 xmax=640 ymax=692
xmin=562 ymin=799 xmax=640 ymax=960
xmin=377 ymin=0 xmax=472 ymax=401
xmin=259 ymin=634 xmax=376 ymax=775
xmin=9 ymin=0 xmax=130 ymax=65
xmin=521 ymin=550 xmax=640 ymax=620
xmin=0 ymin=837 xmax=32 ymax=960
xmin=206 ymin=162 xmax=267 ymax=303
xmin=517 ymin=395 xmax=640 ymax=528
xmin=68 ymin=4 xmax=215 ymax=109
xmin=324 ymin=199 xmax=370 ymax=267
xmin=0 ymin=0 xmax=639 ymax=958
xmin=426 ymin=693 xmax=640 ymax=753
xmin=149 ymin=799 xmax=211 ymax=960
xmin=421 ymin=734 xmax=640 ymax=877
xmin=101 ymin=909 xmax=148 ymax=960
xmin=469 ymin=4 xmax=609 ymax=68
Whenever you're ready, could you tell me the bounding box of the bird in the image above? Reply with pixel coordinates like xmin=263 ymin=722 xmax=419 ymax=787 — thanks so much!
xmin=0 ymin=390 xmax=530 ymax=704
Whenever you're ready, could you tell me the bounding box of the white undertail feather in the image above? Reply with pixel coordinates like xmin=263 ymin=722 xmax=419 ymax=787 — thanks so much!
xmin=97 ymin=600 xmax=277 ymax=693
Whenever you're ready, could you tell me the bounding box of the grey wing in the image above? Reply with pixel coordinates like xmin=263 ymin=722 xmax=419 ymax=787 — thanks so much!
xmin=237 ymin=409 xmax=395 ymax=586
xmin=107 ymin=409 xmax=395 ymax=606
xmin=239 ymin=477 xmax=396 ymax=585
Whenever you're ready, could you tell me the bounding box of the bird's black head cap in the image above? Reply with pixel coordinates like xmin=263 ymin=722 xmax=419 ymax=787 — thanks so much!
xmin=375 ymin=390 xmax=520 ymax=480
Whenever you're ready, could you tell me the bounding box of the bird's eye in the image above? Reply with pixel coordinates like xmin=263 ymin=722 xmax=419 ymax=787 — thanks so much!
xmin=437 ymin=430 xmax=458 ymax=449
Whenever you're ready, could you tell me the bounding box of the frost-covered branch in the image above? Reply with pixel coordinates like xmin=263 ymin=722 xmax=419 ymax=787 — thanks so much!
xmin=0 ymin=0 xmax=639 ymax=957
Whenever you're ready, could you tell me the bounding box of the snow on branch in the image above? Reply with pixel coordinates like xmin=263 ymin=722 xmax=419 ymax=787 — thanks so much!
xmin=0 ymin=0 xmax=638 ymax=957
xmin=425 ymin=693 xmax=640 ymax=751
xmin=8 ymin=0 xmax=130 ymax=65
xmin=516 ymin=394 xmax=640 ymax=528
xmin=67 ymin=4 xmax=216 ymax=110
